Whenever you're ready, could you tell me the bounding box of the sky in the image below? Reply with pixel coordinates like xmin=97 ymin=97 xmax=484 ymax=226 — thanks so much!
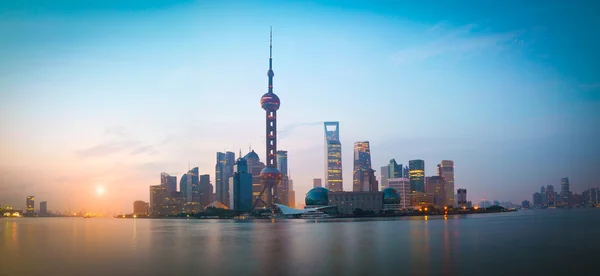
xmin=1 ymin=0 xmax=599 ymax=213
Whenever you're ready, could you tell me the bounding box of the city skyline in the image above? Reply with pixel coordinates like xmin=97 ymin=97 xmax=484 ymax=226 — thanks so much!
xmin=1 ymin=0 xmax=599 ymax=213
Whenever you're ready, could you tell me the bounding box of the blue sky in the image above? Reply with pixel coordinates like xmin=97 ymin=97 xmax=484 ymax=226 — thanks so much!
xmin=1 ymin=0 xmax=598 ymax=212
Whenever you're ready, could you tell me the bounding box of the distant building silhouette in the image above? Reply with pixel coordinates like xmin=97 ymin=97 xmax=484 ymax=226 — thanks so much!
xmin=277 ymin=150 xmax=290 ymax=206
xmin=457 ymin=189 xmax=467 ymax=207
xmin=353 ymin=141 xmax=374 ymax=191
xmin=438 ymin=160 xmax=455 ymax=207
xmin=40 ymin=201 xmax=47 ymax=215
xmin=133 ymin=200 xmax=148 ymax=215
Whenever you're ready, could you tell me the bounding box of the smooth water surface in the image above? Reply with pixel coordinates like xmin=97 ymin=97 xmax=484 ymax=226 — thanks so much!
xmin=2 ymin=209 xmax=599 ymax=275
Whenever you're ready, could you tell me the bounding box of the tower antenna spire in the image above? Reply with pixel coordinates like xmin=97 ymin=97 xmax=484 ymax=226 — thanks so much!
xmin=267 ymin=26 xmax=274 ymax=94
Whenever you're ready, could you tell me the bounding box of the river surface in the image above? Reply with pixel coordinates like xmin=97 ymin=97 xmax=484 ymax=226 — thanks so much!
xmin=1 ymin=209 xmax=599 ymax=276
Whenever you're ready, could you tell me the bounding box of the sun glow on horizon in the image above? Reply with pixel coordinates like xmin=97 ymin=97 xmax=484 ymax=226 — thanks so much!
xmin=96 ymin=186 xmax=105 ymax=196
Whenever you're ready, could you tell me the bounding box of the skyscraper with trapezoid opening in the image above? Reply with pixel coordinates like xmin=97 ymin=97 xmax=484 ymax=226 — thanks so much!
xmin=324 ymin=121 xmax=343 ymax=191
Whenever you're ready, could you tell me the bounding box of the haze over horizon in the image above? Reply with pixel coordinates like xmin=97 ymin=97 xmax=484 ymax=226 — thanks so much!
xmin=1 ymin=0 xmax=599 ymax=213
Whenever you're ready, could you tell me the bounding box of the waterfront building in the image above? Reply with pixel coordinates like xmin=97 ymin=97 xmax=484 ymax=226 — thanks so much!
xmin=522 ymin=200 xmax=531 ymax=208
xmin=409 ymin=160 xmax=425 ymax=193
xmin=40 ymin=201 xmax=47 ymax=215
xmin=388 ymin=178 xmax=410 ymax=208
xmin=150 ymin=185 xmax=167 ymax=216
xmin=288 ymin=178 xmax=296 ymax=208
xmin=382 ymin=188 xmax=402 ymax=211
xmin=180 ymin=173 xmax=189 ymax=202
xmin=438 ymin=160 xmax=455 ymax=207
xmin=277 ymin=150 xmax=289 ymax=206
xmin=313 ymin=178 xmax=322 ymax=188
xmin=546 ymin=185 xmax=556 ymax=206
xmin=229 ymin=156 xmax=253 ymax=212
xmin=324 ymin=121 xmax=343 ymax=191
xmin=380 ymin=165 xmax=389 ymax=189
xmin=216 ymin=151 xmax=235 ymax=207
xmin=353 ymin=168 xmax=377 ymax=192
xmin=328 ymin=191 xmax=383 ymax=215
xmin=244 ymin=150 xmax=266 ymax=208
xmin=560 ymin=178 xmax=571 ymax=206
xmin=426 ymin=176 xmax=446 ymax=209
xmin=133 ymin=200 xmax=148 ymax=215
xmin=199 ymin=174 xmax=213 ymax=206
xmin=457 ymin=189 xmax=467 ymax=207
xmin=160 ymin=172 xmax=177 ymax=193
xmin=411 ymin=192 xmax=434 ymax=209
xmin=26 ymin=196 xmax=34 ymax=214
xmin=352 ymin=141 xmax=372 ymax=191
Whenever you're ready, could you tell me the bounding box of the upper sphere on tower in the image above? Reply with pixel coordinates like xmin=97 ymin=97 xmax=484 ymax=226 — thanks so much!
xmin=261 ymin=92 xmax=280 ymax=111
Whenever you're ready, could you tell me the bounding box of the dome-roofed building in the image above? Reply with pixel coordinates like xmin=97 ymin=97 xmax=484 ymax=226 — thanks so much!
xmin=382 ymin=188 xmax=400 ymax=204
xmin=243 ymin=150 xmax=260 ymax=160
xmin=305 ymin=187 xmax=329 ymax=206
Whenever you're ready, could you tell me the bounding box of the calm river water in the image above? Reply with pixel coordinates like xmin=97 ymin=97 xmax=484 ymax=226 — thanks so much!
xmin=2 ymin=209 xmax=599 ymax=276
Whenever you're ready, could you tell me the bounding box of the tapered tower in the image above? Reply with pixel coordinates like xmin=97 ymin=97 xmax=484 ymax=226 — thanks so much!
xmin=254 ymin=27 xmax=282 ymax=209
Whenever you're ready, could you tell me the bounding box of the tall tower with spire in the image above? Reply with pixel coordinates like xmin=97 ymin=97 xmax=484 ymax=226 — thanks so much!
xmin=254 ymin=27 xmax=282 ymax=209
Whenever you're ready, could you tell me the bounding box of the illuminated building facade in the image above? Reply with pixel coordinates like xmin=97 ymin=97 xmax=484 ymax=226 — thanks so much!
xmin=216 ymin=151 xmax=235 ymax=207
xmin=160 ymin=172 xmax=177 ymax=193
xmin=411 ymin=192 xmax=434 ymax=208
xmin=437 ymin=160 xmax=455 ymax=207
xmin=409 ymin=160 xmax=425 ymax=193
xmin=229 ymin=155 xmax=253 ymax=212
xmin=426 ymin=176 xmax=446 ymax=209
xmin=353 ymin=141 xmax=373 ymax=192
xmin=26 ymin=196 xmax=34 ymax=214
xmin=324 ymin=121 xmax=343 ymax=191
xmin=388 ymin=178 xmax=411 ymax=208
xmin=150 ymin=185 xmax=167 ymax=216
xmin=457 ymin=189 xmax=467 ymax=207
xmin=256 ymin=28 xmax=282 ymax=209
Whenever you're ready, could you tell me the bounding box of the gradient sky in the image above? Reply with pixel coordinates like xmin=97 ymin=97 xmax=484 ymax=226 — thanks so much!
xmin=1 ymin=0 xmax=599 ymax=213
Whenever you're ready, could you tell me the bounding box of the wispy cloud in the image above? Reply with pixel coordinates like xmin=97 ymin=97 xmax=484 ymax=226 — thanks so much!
xmin=279 ymin=121 xmax=323 ymax=140
xmin=75 ymin=140 xmax=140 ymax=158
xmin=104 ymin=125 xmax=128 ymax=138
xmin=392 ymin=23 xmax=523 ymax=64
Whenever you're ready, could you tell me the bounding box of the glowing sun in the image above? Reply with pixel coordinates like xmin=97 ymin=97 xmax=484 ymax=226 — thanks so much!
xmin=96 ymin=186 xmax=105 ymax=196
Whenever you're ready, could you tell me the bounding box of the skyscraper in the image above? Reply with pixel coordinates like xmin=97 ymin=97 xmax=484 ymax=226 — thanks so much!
xmin=457 ymin=189 xmax=467 ymax=207
xmin=180 ymin=173 xmax=189 ymax=203
xmin=353 ymin=141 xmax=373 ymax=192
xmin=561 ymin=178 xmax=571 ymax=206
xmin=216 ymin=151 xmax=235 ymax=206
xmin=546 ymin=185 xmax=556 ymax=206
xmin=276 ymin=150 xmax=289 ymax=206
xmin=229 ymin=155 xmax=253 ymax=212
xmin=438 ymin=160 xmax=455 ymax=207
xmin=324 ymin=121 xmax=343 ymax=191
xmin=389 ymin=159 xmax=404 ymax=178
xmin=426 ymin=176 xmax=446 ymax=209
xmin=256 ymin=28 xmax=282 ymax=209
xmin=26 ymin=196 xmax=34 ymax=215
xmin=188 ymin=167 xmax=200 ymax=204
xmin=160 ymin=172 xmax=177 ymax=193
xmin=40 ymin=201 xmax=47 ymax=215
xmin=380 ymin=165 xmax=389 ymax=189
xmin=244 ymin=150 xmax=266 ymax=207
xmin=149 ymin=185 xmax=168 ymax=216
xmin=199 ymin=174 xmax=213 ymax=206
xmin=409 ymin=160 xmax=425 ymax=193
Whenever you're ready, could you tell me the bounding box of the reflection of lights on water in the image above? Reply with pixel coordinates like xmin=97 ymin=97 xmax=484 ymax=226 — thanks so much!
xmin=133 ymin=215 xmax=137 ymax=218
xmin=424 ymin=216 xmax=428 ymax=221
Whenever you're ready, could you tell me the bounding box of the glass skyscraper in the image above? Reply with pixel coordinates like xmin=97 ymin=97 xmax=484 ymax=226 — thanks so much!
xmin=276 ymin=150 xmax=289 ymax=206
xmin=353 ymin=141 xmax=374 ymax=192
xmin=216 ymin=151 xmax=235 ymax=206
xmin=324 ymin=122 xmax=343 ymax=191
xmin=409 ymin=159 xmax=425 ymax=193
xmin=438 ymin=160 xmax=455 ymax=207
